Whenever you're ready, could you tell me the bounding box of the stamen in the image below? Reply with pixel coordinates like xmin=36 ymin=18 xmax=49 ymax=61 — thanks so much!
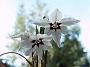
xmin=32 ymin=38 xmax=44 ymax=48
xmin=49 ymin=21 xmax=62 ymax=32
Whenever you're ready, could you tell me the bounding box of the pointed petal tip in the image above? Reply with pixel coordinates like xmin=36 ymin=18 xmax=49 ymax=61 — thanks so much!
xmin=10 ymin=34 xmax=21 ymax=38
xmin=55 ymin=8 xmax=59 ymax=11
xmin=54 ymin=8 xmax=61 ymax=13
xmin=54 ymin=8 xmax=61 ymax=11
xmin=57 ymin=43 xmax=60 ymax=48
xmin=76 ymin=20 xmax=80 ymax=22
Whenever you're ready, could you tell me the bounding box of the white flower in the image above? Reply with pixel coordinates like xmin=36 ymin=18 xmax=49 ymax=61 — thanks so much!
xmin=33 ymin=8 xmax=80 ymax=47
xmin=11 ymin=33 xmax=52 ymax=59
xmin=11 ymin=32 xmax=31 ymax=48
xmin=26 ymin=34 xmax=52 ymax=59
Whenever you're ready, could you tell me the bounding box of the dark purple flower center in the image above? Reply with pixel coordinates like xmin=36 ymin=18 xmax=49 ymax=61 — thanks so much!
xmin=49 ymin=21 xmax=62 ymax=32
xmin=32 ymin=38 xmax=44 ymax=48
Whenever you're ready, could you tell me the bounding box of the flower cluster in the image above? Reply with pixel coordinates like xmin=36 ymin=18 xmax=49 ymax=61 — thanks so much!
xmin=33 ymin=9 xmax=79 ymax=47
xmin=11 ymin=8 xmax=79 ymax=59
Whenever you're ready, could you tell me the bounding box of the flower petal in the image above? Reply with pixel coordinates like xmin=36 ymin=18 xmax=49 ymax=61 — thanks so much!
xmin=60 ymin=26 xmax=69 ymax=34
xmin=37 ymin=34 xmax=46 ymax=38
xmin=43 ymin=39 xmax=52 ymax=46
xmin=36 ymin=34 xmax=52 ymax=41
xmin=61 ymin=18 xmax=80 ymax=26
xmin=50 ymin=8 xmax=62 ymax=23
xmin=30 ymin=35 xmax=37 ymax=40
xmin=10 ymin=32 xmax=25 ymax=38
xmin=33 ymin=16 xmax=49 ymax=27
xmin=35 ymin=46 xmax=43 ymax=59
xmin=24 ymin=48 xmax=32 ymax=56
xmin=42 ymin=34 xmax=52 ymax=40
xmin=44 ymin=27 xmax=51 ymax=35
xmin=21 ymin=39 xmax=32 ymax=48
xmin=51 ymin=30 xmax=61 ymax=47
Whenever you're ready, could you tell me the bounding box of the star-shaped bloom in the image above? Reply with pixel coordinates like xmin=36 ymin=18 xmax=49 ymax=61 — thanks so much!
xmin=33 ymin=8 xmax=80 ymax=47
xmin=11 ymin=32 xmax=52 ymax=59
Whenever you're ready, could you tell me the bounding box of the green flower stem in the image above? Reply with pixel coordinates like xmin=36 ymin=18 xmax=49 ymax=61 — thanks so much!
xmin=41 ymin=51 xmax=44 ymax=67
xmin=44 ymin=50 xmax=48 ymax=67
xmin=36 ymin=55 xmax=38 ymax=67
xmin=32 ymin=52 xmax=34 ymax=67
xmin=32 ymin=53 xmax=38 ymax=67
xmin=0 ymin=52 xmax=32 ymax=67
xmin=41 ymin=50 xmax=48 ymax=67
xmin=40 ymin=27 xmax=45 ymax=34
xmin=36 ymin=25 xmax=39 ymax=34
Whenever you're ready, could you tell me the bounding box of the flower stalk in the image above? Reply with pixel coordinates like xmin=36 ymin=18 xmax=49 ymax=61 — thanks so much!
xmin=0 ymin=52 xmax=32 ymax=67
xmin=44 ymin=50 xmax=48 ymax=67
xmin=32 ymin=52 xmax=34 ymax=67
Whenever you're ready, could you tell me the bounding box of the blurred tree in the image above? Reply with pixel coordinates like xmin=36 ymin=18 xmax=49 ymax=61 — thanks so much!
xmin=80 ymin=58 xmax=90 ymax=67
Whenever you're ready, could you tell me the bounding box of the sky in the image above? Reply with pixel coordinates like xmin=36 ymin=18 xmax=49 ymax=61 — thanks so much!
xmin=0 ymin=0 xmax=16 ymax=54
xmin=0 ymin=0 xmax=90 ymax=57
